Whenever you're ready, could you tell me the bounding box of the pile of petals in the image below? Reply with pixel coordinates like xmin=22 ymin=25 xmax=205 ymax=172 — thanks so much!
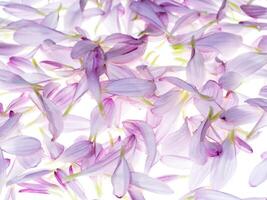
xmin=1 ymin=0 xmax=267 ymax=199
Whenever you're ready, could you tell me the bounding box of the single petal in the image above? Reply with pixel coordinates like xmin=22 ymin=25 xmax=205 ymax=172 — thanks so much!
xmin=3 ymin=3 xmax=41 ymax=19
xmin=14 ymin=24 xmax=66 ymax=45
xmin=226 ymin=52 xmax=267 ymax=77
xmin=70 ymin=40 xmax=97 ymax=59
xmin=17 ymin=149 xmax=43 ymax=168
xmin=241 ymin=4 xmax=267 ymax=19
xmin=111 ymin=157 xmax=131 ymax=198
xmin=259 ymin=85 xmax=267 ymax=97
xmin=196 ymin=32 xmax=242 ymax=56
xmin=195 ymin=188 xmax=241 ymax=200
xmin=0 ymin=42 xmax=24 ymax=55
xmin=104 ymin=78 xmax=156 ymax=97
xmin=1 ymin=136 xmax=41 ymax=156
xmin=234 ymin=136 xmax=253 ymax=153
xmin=59 ymin=140 xmax=92 ymax=163
xmin=218 ymin=71 xmax=242 ymax=90
xmin=130 ymin=0 xmax=166 ymax=31
xmin=41 ymin=97 xmax=63 ymax=140
xmin=123 ymin=120 xmax=156 ymax=172
xmin=210 ymin=139 xmax=237 ymax=189
xmin=0 ymin=113 xmax=22 ymax=138
xmin=130 ymin=172 xmax=173 ymax=194
xmin=249 ymin=159 xmax=267 ymax=186
xmin=189 ymin=161 xmax=211 ymax=190
xmin=246 ymin=98 xmax=267 ymax=112
xmin=220 ymin=105 xmax=259 ymax=125
xmin=7 ymin=170 xmax=51 ymax=185
xmin=189 ymin=118 xmax=210 ymax=165
xmin=186 ymin=48 xmax=205 ymax=88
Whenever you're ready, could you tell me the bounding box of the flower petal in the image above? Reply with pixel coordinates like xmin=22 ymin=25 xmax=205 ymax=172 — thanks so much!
xmin=104 ymin=78 xmax=156 ymax=97
xmin=249 ymin=159 xmax=267 ymax=187
xmin=1 ymin=136 xmax=41 ymax=156
xmin=131 ymin=172 xmax=173 ymax=194
xmin=111 ymin=156 xmax=131 ymax=198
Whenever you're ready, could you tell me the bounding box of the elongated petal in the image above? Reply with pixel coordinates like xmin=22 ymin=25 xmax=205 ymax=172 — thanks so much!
xmin=195 ymin=188 xmax=241 ymax=200
xmin=41 ymin=97 xmax=63 ymax=140
xmin=59 ymin=140 xmax=92 ymax=163
xmin=186 ymin=49 xmax=205 ymax=88
xmin=196 ymin=32 xmax=242 ymax=56
xmin=70 ymin=40 xmax=97 ymax=59
xmin=131 ymin=172 xmax=173 ymax=194
xmin=123 ymin=120 xmax=156 ymax=172
xmin=104 ymin=78 xmax=156 ymax=97
xmin=218 ymin=71 xmax=242 ymax=90
xmin=14 ymin=24 xmax=66 ymax=45
xmin=111 ymin=157 xmax=131 ymax=198
xmin=210 ymin=139 xmax=237 ymax=189
xmin=241 ymin=5 xmax=267 ymax=19
xmin=130 ymin=0 xmax=165 ymax=31
xmin=1 ymin=136 xmax=41 ymax=156
xmin=226 ymin=52 xmax=267 ymax=77
xmin=220 ymin=105 xmax=259 ymax=125
xmin=246 ymin=98 xmax=267 ymax=111
xmin=249 ymin=159 xmax=267 ymax=186
xmin=0 ymin=42 xmax=24 ymax=55
xmin=189 ymin=118 xmax=210 ymax=165
xmin=7 ymin=170 xmax=51 ymax=185
xmin=0 ymin=113 xmax=22 ymax=138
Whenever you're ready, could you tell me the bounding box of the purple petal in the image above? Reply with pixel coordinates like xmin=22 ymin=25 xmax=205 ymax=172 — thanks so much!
xmin=111 ymin=157 xmax=131 ymax=198
xmin=1 ymin=136 xmax=41 ymax=156
xmin=130 ymin=172 xmax=173 ymax=194
xmin=234 ymin=136 xmax=253 ymax=153
xmin=218 ymin=71 xmax=242 ymax=90
xmin=0 ymin=113 xmax=22 ymax=139
xmin=70 ymin=40 xmax=97 ymax=59
xmin=241 ymin=4 xmax=267 ymax=19
xmin=104 ymin=78 xmax=156 ymax=97
xmin=0 ymin=42 xmax=24 ymax=55
xmin=246 ymin=98 xmax=267 ymax=112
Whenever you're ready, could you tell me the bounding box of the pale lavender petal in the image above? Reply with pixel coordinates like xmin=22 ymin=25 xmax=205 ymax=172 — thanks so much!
xmin=210 ymin=139 xmax=237 ymax=189
xmin=234 ymin=136 xmax=253 ymax=153
xmin=70 ymin=40 xmax=97 ymax=59
xmin=1 ymin=136 xmax=41 ymax=156
xmin=14 ymin=24 xmax=66 ymax=45
xmin=0 ymin=113 xmax=22 ymax=138
xmin=249 ymin=159 xmax=267 ymax=187
xmin=111 ymin=157 xmax=131 ymax=198
xmin=259 ymin=85 xmax=267 ymax=97
xmin=7 ymin=170 xmax=51 ymax=185
xmin=104 ymin=78 xmax=156 ymax=97
xmin=196 ymin=32 xmax=242 ymax=56
xmin=0 ymin=42 xmax=24 ymax=55
xmin=41 ymin=97 xmax=63 ymax=140
xmin=123 ymin=120 xmax=156 ymax=172
xmin=59 ymin=140 xmax=92 ymax=163
xmin=195 ymin=188 xmax=241 ymax=200
xmin=131 ymin=172 xmax=173 ymax=194
xmin=161 ymin=155 xmax=192 ymax=169
xmin=186 ymin=48 xmax=205 ymax=88
xmin=218 ymin=71 xmax=242 ymax=90
xmin=246 ymin=98 xmax=267 ymax=111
